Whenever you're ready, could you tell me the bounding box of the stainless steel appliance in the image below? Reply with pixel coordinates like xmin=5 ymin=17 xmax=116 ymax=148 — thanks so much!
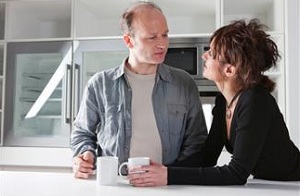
xmin=165 ymin=37 xmax=215 ymax=87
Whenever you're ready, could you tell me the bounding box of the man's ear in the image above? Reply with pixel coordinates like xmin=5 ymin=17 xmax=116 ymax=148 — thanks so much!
xmin=123 ymin=33 xmax=133 ymax=48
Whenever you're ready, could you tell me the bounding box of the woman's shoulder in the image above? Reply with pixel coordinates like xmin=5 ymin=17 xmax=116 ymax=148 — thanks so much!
xmin=241 ymin=85 xmax=274 ymax=101
xmin=238 ymin=85 xmax=278 ymax=110
xmin=213 ymin=85 xmax=275 ymax=107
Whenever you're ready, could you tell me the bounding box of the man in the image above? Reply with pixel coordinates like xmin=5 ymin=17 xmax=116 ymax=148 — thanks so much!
xmin=71 ymin=1 xmax=207 ymax=179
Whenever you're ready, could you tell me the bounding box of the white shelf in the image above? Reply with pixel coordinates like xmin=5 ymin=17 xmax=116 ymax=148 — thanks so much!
xmin=20 ymin=114 xmax=61 ymax=119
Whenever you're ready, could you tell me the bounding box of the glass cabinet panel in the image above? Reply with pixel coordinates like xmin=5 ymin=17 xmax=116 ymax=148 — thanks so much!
xmin=4 ymin=41 xmax=73 ymax=147
xmin=73 ymin=39 xmax=127 ymax=115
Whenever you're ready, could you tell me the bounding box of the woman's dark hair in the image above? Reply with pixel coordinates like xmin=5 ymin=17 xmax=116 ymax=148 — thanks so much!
xmin=210 ymin=18 xmax=280 ymax=92
xmin=120 ymin=1 xmax=162 ymax=36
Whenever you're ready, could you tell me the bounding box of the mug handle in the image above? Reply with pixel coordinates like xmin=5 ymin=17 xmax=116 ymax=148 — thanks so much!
xmin=118 ymin=162 xmax=128 ymax=177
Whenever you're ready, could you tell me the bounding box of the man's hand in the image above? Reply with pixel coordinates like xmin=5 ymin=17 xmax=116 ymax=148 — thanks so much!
xmin=73 ymin=151 xmax=95 ymax=179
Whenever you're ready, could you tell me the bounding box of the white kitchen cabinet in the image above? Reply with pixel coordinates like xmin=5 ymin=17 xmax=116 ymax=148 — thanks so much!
xmin=0 ymin=0 xmax=297 ymax=168
xmin=4 ymin=41 xmax=73 ymax=147
xmin=222 ymin=0 xmax=284 ymax=33
xmin=74 ymin=0 xmax=127 ymax=38
xmin=74 ymin=0 xmax=219 ymax=38
xmin=5 ymin=0 xmax=72 ymax=40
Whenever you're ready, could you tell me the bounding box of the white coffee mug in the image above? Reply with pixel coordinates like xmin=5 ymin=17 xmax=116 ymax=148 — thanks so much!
xmin=118 ymin=157 xmax=150 ymax=176
xmin=96 ymin=156 xmax=118 ymax=186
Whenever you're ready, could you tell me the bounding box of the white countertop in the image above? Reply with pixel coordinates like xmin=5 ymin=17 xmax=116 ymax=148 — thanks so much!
xmin=0 ymin=171 xmax=299 ymax=196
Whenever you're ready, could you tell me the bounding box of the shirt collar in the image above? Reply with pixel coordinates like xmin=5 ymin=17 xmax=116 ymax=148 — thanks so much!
xmin=112 ymin=57 xmax=172 ymax=83
xmin=111 ymin=58 xmax=127 ymax=80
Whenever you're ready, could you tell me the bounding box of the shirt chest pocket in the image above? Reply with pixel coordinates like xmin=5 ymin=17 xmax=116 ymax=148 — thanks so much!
xmin=167 ymin=104 xmax=187 ymax=135
xmin=99 ymin=105 xmax=122 ymax=136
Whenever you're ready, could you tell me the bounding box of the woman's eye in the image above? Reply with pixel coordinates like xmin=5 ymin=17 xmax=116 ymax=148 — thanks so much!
xmin=208 ymin=49 xmax=213 ymax=57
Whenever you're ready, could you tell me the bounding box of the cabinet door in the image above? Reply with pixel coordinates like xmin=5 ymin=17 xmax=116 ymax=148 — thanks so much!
xmin=0 ymin=44 xmax=4 ymax=145
xmin=6 ymin=0 xmax=72 ymax=40
xmin=73 ymin=39 xmax=128 ymax=116
xmin=0 ymin=3 xmax=5 ymax=40
xmin=75 ymin=0 xmax=219 ymax=38
xmin=222 ymin=0 xmax=284 ymax=33
xmin=4 ymin=41 xmax=73 ymax=147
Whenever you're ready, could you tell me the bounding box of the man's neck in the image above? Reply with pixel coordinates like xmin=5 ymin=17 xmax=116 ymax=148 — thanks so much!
xmin=126 ymin=59 xmax=157 ymax=75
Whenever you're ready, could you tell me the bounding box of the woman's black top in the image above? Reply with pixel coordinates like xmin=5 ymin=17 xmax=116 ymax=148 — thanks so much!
xmin=168 ymin=85 xmax=300 ymax=185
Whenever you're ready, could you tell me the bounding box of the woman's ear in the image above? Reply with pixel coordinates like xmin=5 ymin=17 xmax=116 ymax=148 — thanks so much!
xmin=224 ymin=64 xmax=236 ymax=77
xmin=123 ymin=33 xmax=133 ymax=48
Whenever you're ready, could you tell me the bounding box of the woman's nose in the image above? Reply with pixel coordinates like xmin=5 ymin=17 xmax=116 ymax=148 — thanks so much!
xmin=202 ymin=51 xmax=208 ymax=60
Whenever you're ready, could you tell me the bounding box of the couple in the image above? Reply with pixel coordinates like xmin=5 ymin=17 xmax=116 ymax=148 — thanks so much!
xmin=71 ymin=1 xmax=300 ymax=186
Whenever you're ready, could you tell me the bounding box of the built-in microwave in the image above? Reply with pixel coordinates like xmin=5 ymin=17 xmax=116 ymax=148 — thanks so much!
xmin=164 ymin=37 xmax=215 ymax=88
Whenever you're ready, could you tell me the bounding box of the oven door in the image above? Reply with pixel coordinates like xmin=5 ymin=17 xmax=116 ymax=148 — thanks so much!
xmin=198 ymin=84 xmax=219 ymax=131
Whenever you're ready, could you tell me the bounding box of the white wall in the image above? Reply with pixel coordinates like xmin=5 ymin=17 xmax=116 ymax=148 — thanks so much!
xmin=286 ymin=0 xmax=300 ymax=147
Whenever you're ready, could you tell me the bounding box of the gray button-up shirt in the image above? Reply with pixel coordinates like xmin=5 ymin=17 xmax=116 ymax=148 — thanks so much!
xmin=71 ymin=60 xmax=207 ymax=165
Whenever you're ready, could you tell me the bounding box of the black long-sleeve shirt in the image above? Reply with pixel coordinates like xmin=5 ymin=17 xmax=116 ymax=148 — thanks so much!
xmin=168 ymin=85 xmax=300 ymax=185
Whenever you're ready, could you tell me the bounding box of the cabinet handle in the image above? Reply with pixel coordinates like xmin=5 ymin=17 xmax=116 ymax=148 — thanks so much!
xmin=64 ymin=64 xmax=72 ymax=124
xmin=72 ymin=63 xmax=80 ymax=121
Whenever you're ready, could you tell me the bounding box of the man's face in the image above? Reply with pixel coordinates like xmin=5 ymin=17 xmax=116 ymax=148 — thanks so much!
xmin=127 ymin=8 xmax=169 ymax=66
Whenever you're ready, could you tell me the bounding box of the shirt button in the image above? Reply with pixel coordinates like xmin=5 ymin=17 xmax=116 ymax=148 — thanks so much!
xmin=125 ymin=147 xmax=129 ymax=152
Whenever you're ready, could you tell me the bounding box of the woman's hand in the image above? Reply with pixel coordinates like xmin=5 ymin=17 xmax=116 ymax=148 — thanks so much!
xmin=127 ymin=160 xmax=168 ymax=187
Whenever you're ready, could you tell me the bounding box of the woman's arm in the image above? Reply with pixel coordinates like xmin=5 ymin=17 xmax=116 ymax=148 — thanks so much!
xmin=128 ymin=89 xmax=273 ymax=186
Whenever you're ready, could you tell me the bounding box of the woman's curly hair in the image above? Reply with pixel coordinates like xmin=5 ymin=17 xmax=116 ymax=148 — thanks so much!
xmin=210 ymin=18 xmax=280 ymax=92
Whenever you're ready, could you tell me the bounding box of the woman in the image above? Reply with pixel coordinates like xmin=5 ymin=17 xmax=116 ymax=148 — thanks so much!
xmin=128 ymin=19 xmax=300 ymax=186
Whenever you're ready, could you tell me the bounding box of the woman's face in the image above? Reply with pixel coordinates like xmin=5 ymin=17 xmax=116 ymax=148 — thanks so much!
xmin=201 ymin=43 xmax=223 ymax=83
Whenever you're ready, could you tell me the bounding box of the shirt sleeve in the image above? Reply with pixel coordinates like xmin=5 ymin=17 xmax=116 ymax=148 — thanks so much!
xmin=70 ymin=80 xmax=99 ymax=157
xmin=168 ymin=94 xmax=225 ymax=168
xmin=176 ymin=79 xmax=208 ymax=161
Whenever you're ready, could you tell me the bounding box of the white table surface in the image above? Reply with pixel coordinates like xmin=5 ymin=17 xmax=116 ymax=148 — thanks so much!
xmin=0 ymin=171 xmax=299 ymax=196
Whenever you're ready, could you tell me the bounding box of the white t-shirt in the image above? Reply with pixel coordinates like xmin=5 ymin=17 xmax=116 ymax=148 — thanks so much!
xmin=125 ymin=68 xmax=162 ymax=163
